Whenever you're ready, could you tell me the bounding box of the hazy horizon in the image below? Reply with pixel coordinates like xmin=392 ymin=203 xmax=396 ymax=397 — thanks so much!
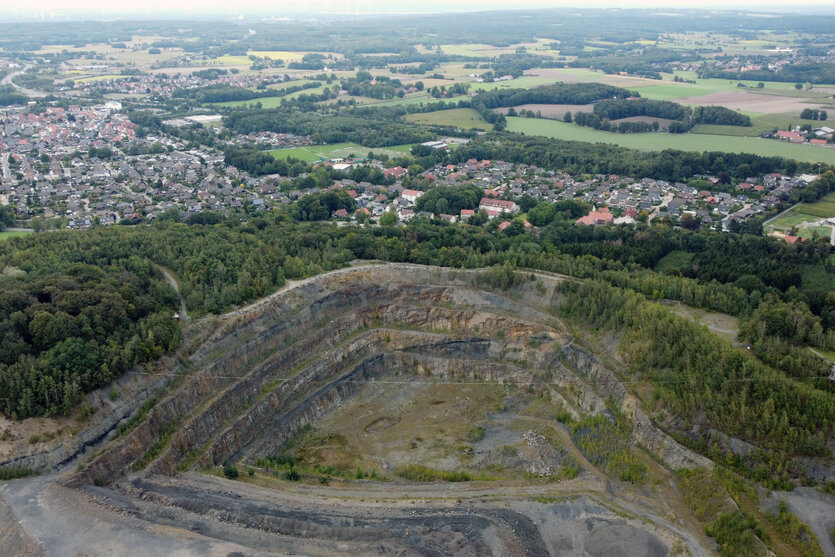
xmin=2 ymin=1 xmax=834 ymax=21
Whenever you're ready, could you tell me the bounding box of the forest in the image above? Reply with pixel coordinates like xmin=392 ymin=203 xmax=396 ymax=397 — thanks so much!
xmin=2 ymin=192 xmax=833 ymax=435
xmin=470 ymin=83 xmax=635 ymax=109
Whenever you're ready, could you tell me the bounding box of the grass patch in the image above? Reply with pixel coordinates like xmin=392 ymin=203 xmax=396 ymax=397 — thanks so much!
xmin=269 ymin=142 xmax=415 ymax=162
xmin=654 ymin=250 xmax=693 ymax=274
xmin=795 ymin=202 xmax=835 ymax=219
xmin=691 ymin=113 xmax=809 ymax=138
xmin=768 ymin=210 xmax=823 ymax=230
xmin=405 ymin=108 xmax=493 ymax=131
xmin=396 ymin=463 xmax=489 ymax=482
xmin=0 ymin=230 xmax=32 ymax=241
xmin=796 ymin=225 xmax=832 ymax=240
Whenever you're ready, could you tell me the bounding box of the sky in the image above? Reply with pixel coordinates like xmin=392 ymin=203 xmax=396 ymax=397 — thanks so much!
xmin=3 ymin=0 xmax=834 ymax=19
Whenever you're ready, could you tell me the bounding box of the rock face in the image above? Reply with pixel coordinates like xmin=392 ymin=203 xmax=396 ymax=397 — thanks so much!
xmin=65 ymin=263 xmax=707 ymax=487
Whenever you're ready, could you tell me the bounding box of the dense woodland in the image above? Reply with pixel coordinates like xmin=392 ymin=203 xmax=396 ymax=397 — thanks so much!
xmin=2 ymin=192 xmax=834 ymax=437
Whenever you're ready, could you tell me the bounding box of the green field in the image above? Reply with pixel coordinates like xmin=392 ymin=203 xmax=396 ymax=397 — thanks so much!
xmin=632 ymin=84 xmax=716 ymax=100
xmin=767 ymin=193 xmax=835 ymax=232
xmin=468 ymin=76 xmax=560 ymax=91
xmin=691 ymin=113 xmax=811 ymax=138
xmin=405 ymin=108 xmax=492 ymax=131
xmin=247 ymin=50 xmax=307 ymax=62
xmin=269 ymin=142 xmax=415 ymax=162
xmin=768 ymin=211 xmax=821 ymax=230
xmin=796 ymin=225 xmax=832 ymax=240
xmin=211 ymin=55 xmax=253 ymax=66
xmin=209 ymin=85 xmax=326 ymax=108
xmin=75 ymin=74 xmax=129 ymax=83
xmin=0 ymin=230 xmax=32 ymax=241
xmin=794 ymin=201 xmax=835 ymax=219
xmin=505 ymin=117 xmax=835 ymax=164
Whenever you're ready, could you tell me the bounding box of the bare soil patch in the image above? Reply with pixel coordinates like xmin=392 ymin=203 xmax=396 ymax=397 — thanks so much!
xmin=676 ymin=90 xmax=831 ymax=114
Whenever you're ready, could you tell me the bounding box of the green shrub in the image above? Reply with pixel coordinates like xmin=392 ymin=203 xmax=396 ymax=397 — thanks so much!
xmin=223 ymin=464 xmax=239 ymax=479
xmin=0 ymin=467 xmax=36 ymax=480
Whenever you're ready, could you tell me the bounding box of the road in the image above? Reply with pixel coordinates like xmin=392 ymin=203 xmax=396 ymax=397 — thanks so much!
xmin=0 ymin=474 xmax=259 ymax=556
xmin=1 ymin=66 xmax=49 ymax=98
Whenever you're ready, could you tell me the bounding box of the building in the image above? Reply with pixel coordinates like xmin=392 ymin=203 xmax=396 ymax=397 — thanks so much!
xmin=576 ymin=207 xmax=614 ymax=226
xmin=478 ymin=197 xmax=517 ymax=214
xmin=401 ymin=189 xmax=423 ymax=203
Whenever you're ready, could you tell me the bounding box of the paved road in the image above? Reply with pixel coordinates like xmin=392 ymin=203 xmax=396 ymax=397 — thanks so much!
xmin=1 ymin=67 xmax=49 ymax=98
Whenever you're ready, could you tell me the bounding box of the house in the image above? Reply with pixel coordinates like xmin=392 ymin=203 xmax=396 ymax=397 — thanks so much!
xmin=401 ymin=189 xmax=423 ymax=203
xmin=479 ymin=197 xmax=517 ymax=214
xmin=332 ymin=208 xmax=348 ymax=218
xmin=775 ymin=130 xmax=805 ymax=144
xmin=576 ymin=207 xmax=614 ymax=226
xmin=460 ymin=209 xmax=475 ymax=221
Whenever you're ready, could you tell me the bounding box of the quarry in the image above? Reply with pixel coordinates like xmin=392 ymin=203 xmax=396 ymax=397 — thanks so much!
xmin=1 ymin=262 xmax=831 ymax=556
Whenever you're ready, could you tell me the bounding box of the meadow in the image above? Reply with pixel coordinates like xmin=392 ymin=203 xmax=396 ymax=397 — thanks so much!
xmin=405 ymin=108 xmax=493 ymax=131
xmin=269 ymin=142 xmax=415 ymax=162
xmin=505 ymin=117 xmax=835 ymax=164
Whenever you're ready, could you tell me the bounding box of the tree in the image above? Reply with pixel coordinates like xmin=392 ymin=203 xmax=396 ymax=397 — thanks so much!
xmin=415 ymin=81 xmax=424 ymax=91
xmin=795 ymin=83 xmax=803 ymax=90
xmin=757 ymin=82 xmax=764 ymax=88
xmin=563 ymin=111 xmax=572 ymax=123
xmin=680 ymin=213 xmax=700 ymax=230
xmin=380 ymin=211 xmax=397 ymax=226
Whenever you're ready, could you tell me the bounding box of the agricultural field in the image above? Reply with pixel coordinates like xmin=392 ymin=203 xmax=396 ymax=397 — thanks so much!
xmin=505 ymin=117 xmax=835 ymax=164
xmin=55 ymin=43 xmax=184 ymax=67
xmin=247 ymin=51 xmax=307 ymax=62
xmin=405 ymin=108 xmax=493 ymax=131
xmin=269 ymin=142 xmax=415 ymax=162
xmin=209 ymin=85 xmax=326 ymax=108
xmin=74 ymin=74 xmax=129 ymax=83
xmin=691 ymin=113 xmax=812 ymax=137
